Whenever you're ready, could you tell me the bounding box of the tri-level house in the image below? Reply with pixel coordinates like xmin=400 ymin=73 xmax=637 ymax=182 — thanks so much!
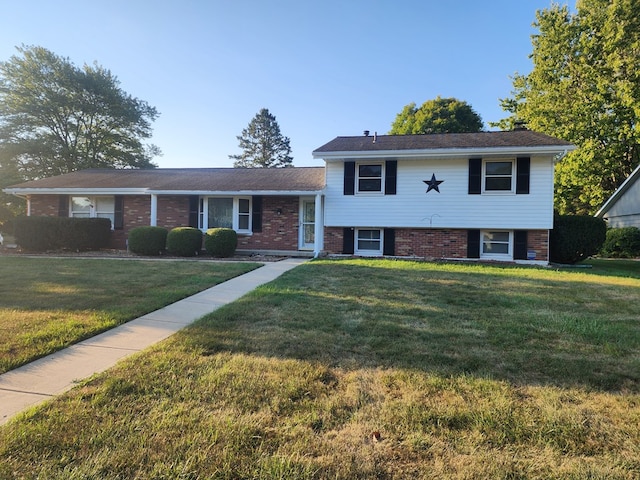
xmin=313 ymin=130 xmax=574 ymax=264
xmin=4 ymin=129 xmax=574 ymax=264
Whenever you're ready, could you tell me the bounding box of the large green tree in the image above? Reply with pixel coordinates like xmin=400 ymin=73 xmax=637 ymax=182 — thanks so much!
xmin=495 ymin=0 xmax=640 ymax=214
xmin=0 ymin=45 xmax=160 ymax=184
xmin=389 ymin=96 xmax=484 ymax=135
xmin=229 ymin=108 xmax=293 ymax=168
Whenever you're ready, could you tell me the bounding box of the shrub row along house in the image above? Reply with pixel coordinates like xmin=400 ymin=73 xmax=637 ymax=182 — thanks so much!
xmin=3 ymin=130 xmax=575 ymax=264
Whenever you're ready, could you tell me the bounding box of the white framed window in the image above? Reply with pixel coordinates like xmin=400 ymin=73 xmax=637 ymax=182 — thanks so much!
xmin=355 ymin=228 xmax=383 ymax=256
xmin=70 ymin=196 xmax=115 ymax=227
xmin=356 ymin=163 xmax=384 ymax=193
xmin=200 ymin=197 xmax=252 ymax=233
xmin=481 ymin=230 xmax=512 ymax=259
xmin=483 ymin=160 xmax=514 ymax=193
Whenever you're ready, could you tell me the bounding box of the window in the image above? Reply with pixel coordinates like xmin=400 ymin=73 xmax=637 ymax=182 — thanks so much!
xmin=481 ymin=231 xmax=512 ymax=259
xmin=355 ymin=229 xmax=383 ymax=256
xmin=484 ymin=160 xmax=514 ymax=192
xmin=94 ymin=197 xmax=115 ymax=225
xmin=357 ymin=163 xmax=383 ymax=193
xmin=70 ymin=197 xmax=91 ymax=218
xmin=200 ymin=197 xmax=252 ymax=233
xmin=238 ymin=198 xmax=250 ymax=230
xmin=208 ymin=198 xmax=233 ymax=229
xmin=70 ymin=196 xmax=115 ymax=227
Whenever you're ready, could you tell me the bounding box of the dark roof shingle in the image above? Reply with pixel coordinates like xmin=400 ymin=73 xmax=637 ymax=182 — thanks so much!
xmin=6 ymin=167 xmax=326 ymax=191
xmin=313 ymin=130 xmax=573 ymax=154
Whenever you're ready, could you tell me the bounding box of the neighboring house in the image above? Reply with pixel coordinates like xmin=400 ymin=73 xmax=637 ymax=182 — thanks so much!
xmin=3 ymin=130 xmax=574 ymax=264
xmin=595 ymin=163 xmax=640 ymax=228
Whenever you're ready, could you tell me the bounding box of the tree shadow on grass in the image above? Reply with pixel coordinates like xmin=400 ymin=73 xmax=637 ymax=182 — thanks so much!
xmin=182 ymin=260 xmax=640 ymax=394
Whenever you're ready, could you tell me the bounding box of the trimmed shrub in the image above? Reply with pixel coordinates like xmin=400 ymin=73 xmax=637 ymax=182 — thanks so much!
xmin=14 ymin=216 xmax=111 ymax=252
xmin=204 ymin=228 xmax=237 ymax=257
xmin=128 ymin=226 xmax=168 ymax=256
xmin=166 ymin=227 xmax=203 ymax=257
xmin=550 ymin=214 xmax=607 ymax=264
xmin=600 ymin=227 xmax=640 ymax=258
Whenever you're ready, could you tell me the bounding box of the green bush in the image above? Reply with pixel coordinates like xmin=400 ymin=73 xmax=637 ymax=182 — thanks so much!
xmin=550 ymin=214 xmax=607 ymax=264
xmin=128 ymin=226 xmax=168 ymax=256
xmin=600 ymin=227 xmax=640 ymax=258
xmin=14 ymin=216 xmax=111 ymax=252
xmin=166 ymin=227 xmax=203 ymax=257
xmin=204 ymin=228 xmax=237 ymax=257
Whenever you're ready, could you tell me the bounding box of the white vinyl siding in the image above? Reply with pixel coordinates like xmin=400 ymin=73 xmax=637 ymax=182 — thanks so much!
xmin=324 ymin=156 xmax=555 ymax=230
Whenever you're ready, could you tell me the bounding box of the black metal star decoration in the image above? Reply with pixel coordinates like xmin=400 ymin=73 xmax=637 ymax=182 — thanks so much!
xmin=423 ymin=173 xmax=444 ymax=193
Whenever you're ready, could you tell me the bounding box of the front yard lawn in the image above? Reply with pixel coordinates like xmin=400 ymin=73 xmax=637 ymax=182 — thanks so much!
xmin=1 ymin=259 xmax=639 ymax=478
xmin=0 ymin=257 xmax=260 ymax=373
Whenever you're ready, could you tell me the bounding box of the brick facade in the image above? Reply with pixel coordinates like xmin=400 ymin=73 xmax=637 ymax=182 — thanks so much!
xmin=29 ymin=195 xmax=60 ymax=217
xmin=323 ymin=227 xmax=549 ymax=261
xmin=30 ymin=193 xmax=303 ymax=251
xmin=238 ymin=196 xmax=301 ymax=251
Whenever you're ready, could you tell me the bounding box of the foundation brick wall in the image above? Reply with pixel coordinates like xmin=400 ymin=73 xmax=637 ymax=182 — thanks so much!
xmin=395 ymin=229 xmax=468 ymax=258
xmin=238 ymin=196 xmax=300 ymax=251
xmin=526 ymin=230 xmax=549 ymax=262
xmin=323 ymin=227 xmax=549 ymax=261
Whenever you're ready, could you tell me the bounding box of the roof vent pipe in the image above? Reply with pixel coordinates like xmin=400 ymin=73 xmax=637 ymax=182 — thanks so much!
xmin=363 ymin=130 xmax=370 ymax=136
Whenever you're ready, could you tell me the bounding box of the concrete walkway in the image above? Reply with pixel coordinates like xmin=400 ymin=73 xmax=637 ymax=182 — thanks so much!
xmin=0 ymin=257 xmax=308 ymax=426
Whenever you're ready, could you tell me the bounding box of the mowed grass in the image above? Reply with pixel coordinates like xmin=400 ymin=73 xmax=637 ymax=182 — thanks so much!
xmin=0 ymin=257 xmax=260 ymax=373
xmin=1 ymin=259 xmax=640 ymax=479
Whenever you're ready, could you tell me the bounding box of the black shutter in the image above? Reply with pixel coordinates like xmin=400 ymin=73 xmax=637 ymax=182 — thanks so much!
xmin=384 ymin=160 xmax=397 ymax=195
xmin=252 ymin=195 xmax=262 ymax=233
xmin=344 ymin=161 xmax=355 ymax=195
xmin=342 ymin=228 xmax=354 ymax=254
xmin=188 ymin=195 xmax=199 ymax=228
xmin=468 ymin=158 xmax=482 ymax=194
xmin=58 ymin=195 xmax=69 ymax=217
xmin=114 ymin=195 xmax=124 ymax=230
xmin=467 ymin=229 xmax=481 ymax=258
xmin=516 ymin=157 xmax=530 ymax=194
xmin=383 ymin=228 xmax=395 ymax=255
xmin=514 ymin=230 xmax=528 ymax=260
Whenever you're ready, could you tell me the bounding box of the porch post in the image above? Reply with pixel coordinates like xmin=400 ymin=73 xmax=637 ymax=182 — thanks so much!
xmin=313 ymin=193 xmax=323 ymax=257
xmin=150 ymin=194 xmax=158 ymax=226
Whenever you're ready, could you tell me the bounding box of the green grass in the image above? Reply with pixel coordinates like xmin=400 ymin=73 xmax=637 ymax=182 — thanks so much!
xmin=1 ymin=259 xmax=639 ymax=479
xmin=0 ymin=257 xmax=260 ymax=373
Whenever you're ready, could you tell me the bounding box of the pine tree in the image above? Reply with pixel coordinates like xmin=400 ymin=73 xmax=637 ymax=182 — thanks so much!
xmin=229 ymin=108 xmax=293 ymax=168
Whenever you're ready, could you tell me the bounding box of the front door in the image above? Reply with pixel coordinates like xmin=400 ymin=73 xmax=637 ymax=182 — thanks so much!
xmin=299 ymin=198 xmax=315 ymax=250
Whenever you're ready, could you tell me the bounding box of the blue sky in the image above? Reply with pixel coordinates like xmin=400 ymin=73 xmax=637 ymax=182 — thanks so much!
xmin=0 ymin=1 xmax=570 ymax=168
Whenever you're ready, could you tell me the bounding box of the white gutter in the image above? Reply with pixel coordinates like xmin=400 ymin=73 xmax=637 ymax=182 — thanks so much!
xmin=147 ymin=189 xmax=326 ymax=196
xmin=3 ymin=188 xmax=326 ymax=196
xmin=3 ymin=187 xmax=149 ymax=195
